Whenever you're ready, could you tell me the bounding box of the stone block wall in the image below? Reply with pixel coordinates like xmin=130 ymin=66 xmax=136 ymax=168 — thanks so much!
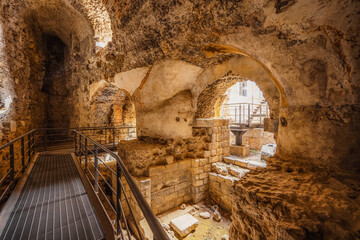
xmin=115 ymin=118 xmax=231 ymax=215
xmin=149 ymin=160 xmax=192 ymax=214
xmin=111 ymin=174 xmax=151 ymax=221
xmin=209 ymin=173 xmax=238 ymax=212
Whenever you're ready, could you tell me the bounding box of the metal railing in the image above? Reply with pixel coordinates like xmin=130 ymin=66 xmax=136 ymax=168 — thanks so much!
xmin=0 ymin=125 xmax=135 ymax=206
xmin=0 ymin=130 xmax=35 ymax=204
xmin=35 ymin=125 xmax=136 ymax=151
xmin=74 ymin=131 xmax=169 ymax=240
xmin=220 ymin=102 xmax=269 ymax=127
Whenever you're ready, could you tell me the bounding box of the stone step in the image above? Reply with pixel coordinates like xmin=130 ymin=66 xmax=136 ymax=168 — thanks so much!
xmin=212 ymin=162 xmax=250 ymax=178
xmin=223 ymin=155 xmax=267 ymax=169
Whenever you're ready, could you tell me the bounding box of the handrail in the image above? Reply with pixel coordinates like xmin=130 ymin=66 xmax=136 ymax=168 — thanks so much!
xmin=0 ymin=129 xmax=36 ymax=151
xmin=0 ymin=129 xmax=35 ymax=203
xmin=0 ymin=125 xmax=136 ymax=205
xmin=221 ymin=102 xmax=269 ymax=127
xmin=73 ymin=130 xmax=169 ymax=240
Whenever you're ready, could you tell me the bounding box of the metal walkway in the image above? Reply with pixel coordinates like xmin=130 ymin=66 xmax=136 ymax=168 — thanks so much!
xmin=0 ymin=154 xmax=104 ymax=240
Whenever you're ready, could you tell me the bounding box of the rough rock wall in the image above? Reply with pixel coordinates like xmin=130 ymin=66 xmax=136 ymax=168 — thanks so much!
xmin=230 ymin=157 xmax=360 ymax=240
xmin=0 ymin=0 xmax=359 ymax=238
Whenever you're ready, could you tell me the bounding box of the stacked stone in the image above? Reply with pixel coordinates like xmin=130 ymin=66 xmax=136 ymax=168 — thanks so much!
xmin=111 ymin=175 xmax=151 ymax=221
xmin=209 ymin=173 xmax=238 ymax=212
xmin=189 ymin=118 xmax=231 ymax=203
xmin=191 ymin=158 xmax=211 ymax=203
xmin=148 ymin=160 xmax=192 ymax=214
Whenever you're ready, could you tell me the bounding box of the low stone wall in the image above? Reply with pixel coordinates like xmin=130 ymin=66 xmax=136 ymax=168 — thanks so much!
xmin=209 ymin=173 xmax=238 ymax=212
xmin=116 ymin=118 xmax=231 ymax=215
xmin=149 ymin=160 xmax=192 ymax=214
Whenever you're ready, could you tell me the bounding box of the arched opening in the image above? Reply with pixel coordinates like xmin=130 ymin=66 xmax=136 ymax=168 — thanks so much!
xmin=191 ymin=55 xmax=282 ymax=228
xmin=91 ymin=85 xmax=136 ymax=126
xmin=90 ymin=84 xmax=137 ymax=138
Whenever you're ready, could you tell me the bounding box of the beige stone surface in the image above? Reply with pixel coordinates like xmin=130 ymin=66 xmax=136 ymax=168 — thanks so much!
xmin=230 ymin=145 xmax=250 ymax=157
xmin=169 ymin=213 xmax=199 ymax=237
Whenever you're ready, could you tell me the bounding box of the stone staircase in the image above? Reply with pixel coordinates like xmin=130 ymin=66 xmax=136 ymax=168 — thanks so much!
xmin=209 ymin=154 xmax=267 ymax=212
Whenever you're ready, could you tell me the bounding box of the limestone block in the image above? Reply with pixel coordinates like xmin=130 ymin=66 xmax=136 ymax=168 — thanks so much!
xmin=211 ymin=149 xmax=217 ymax=156
xmin=192 ymin=167 xmax=203 ymax=175
xmin=166 ymin=155 xmax=174 ymax=164
xmin=166 ymin=163 xmax=179 ymax=172
xmin=200 ymin=212 xmax=211 ymax=219
xmin=230 ymin=145 xmax=250 ymax=156
xmin=170 ymin=213 xmax=199 ymax=237
xmin=199 ymin=172 xmax=208 ymax=179
xmin=149 ymin=165 xmax=165 ymax=176
xmin=199 ymin=158 xmax=208 ymax=166
xmin=204 ymin=151 xmax=211 ymax=157
xmin=193 ymin=180 xmax=203 ymax=187
xmin=175 ymin=182 xmax=188 ymax=191
xmin=178 ymin=160 xmax=190 ymax=169
xmin=203 ymin=164 xmax=211 ymax=172
xmin=209 ymin=156 xmax=219 ymax=163
xmin=192 ymin=159 xmax=200 ymax=167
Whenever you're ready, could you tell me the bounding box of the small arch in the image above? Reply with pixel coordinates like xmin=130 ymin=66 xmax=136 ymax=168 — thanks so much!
xmin=90 ymin=84 xmax=136 ymax=127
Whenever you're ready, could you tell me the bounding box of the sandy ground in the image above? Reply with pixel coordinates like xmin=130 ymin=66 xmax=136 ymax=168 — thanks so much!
xmin=156 ymin=201 xmax=231 ymax=240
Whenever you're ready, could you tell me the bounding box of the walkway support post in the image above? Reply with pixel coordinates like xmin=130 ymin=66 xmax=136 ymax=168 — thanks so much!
xmin=21 ymin=137 xmax=25 ymax=172
xmin=94 ymin=144 xmax=99 ymax=193
xmin=74 ymin=132 xmax=77 ymax=156
xmin=248 ymin=103 xmax=251 ymax=126
xmin=84 ymin=138 xmax=88 ymax=173
xmin=9 ymin=143 xmax=14 ymax=189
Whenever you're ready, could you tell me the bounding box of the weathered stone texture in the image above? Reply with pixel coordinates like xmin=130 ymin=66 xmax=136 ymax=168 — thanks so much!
xmin=230 ymin=157 xmax=360 ymax=240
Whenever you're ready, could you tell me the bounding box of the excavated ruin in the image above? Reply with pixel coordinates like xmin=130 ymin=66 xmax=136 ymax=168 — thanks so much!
xmin=0 ymin=0 xmax=359 ymax=239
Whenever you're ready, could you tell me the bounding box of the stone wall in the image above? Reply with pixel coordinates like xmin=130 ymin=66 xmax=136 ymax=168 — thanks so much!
xmin=209 ymin=173 xmax=238 ymax=212
xmin=116 ymin=118 xmax=230 ymax=215
xmin=238 ymin=128 xmax=276 ymax=151
xmin=230 ymin=157 xmax=360 ymax=239
xmin=149 ymin=160 xmax=192 ymax=215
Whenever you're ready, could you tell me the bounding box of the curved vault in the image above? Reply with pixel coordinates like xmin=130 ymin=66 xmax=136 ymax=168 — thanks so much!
xmin=26 ymin=0 xmax=112 ymax=50
xmin=194 ymin=55 xmax=281 ymax=120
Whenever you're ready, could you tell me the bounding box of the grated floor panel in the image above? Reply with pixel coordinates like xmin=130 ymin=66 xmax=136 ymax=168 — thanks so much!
xmin=0 ymin=154 xmax=104 ymax=240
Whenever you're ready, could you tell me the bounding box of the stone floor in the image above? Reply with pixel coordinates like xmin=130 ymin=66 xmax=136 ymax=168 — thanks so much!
xmin=157 ymin=201 xmax=231 ymax=240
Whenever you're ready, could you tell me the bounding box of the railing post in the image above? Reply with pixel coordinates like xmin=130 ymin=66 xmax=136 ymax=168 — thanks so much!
xmin=248 ymin=103 xmax=251 ymax=127
xmin=113 ymin=128 xmax=116 ymax=149
xmin=84 ymin=138 xmax=88 ymax=172
xmin=266 ymin=103 xmax=269 ymax=118
xmin=79 ymin=134 xmax=82 ymax=163
xmin=21 ymin=137 xmax=25 ymax=171
xmin=45 ymin=130 xmax=47 ymax=151
xmin=105 ymin=128 xmax=107 ymax=144
xmin=10 ymin=143 xmax=14 ymax=189
xmin=260 ymin=105 xmax=262 ymax=125
xmin=127 ymin=127 xmax=130 ymax=139
xmin=32 ymin=131 xmax=35 ymax=157
xmin=94 ymin=144 xmax=99 ymax=193
xmin=235 ymin=106 xmax=237 ymax=123
xmin=74 ymin=132 xmax=77 ymax=156
xmin=28 ymin=134 xmax=31 ymax=162
xmin=116 ymin=161 xmax=122 ymax=235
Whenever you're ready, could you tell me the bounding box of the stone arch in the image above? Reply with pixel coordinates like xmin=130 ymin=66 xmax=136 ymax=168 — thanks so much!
xmin=194 ymin=55 xmax=281 ymax=121
xmin=66 ymin=0 xmax=113 ymax=48
xmin=90 ymin=84 xmax=136 ymax=126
